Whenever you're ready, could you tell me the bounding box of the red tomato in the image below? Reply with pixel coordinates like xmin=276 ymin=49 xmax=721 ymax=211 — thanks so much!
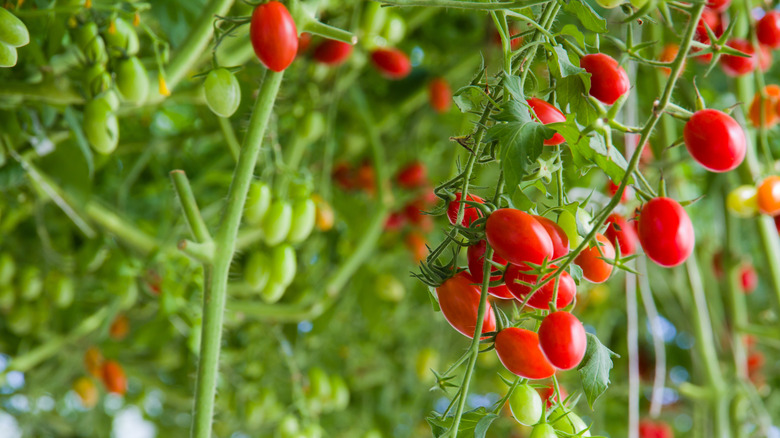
xmin=491 ymin=23 xmax=523 ymax=51
xmin=495 ymin=327 xmax=555 ymax=379
xmin=683 ymin=109 xmax=746 ymax=172
xmin=467 ymin=240 xmax=514 ymax=299
xmin=486 ymin=209 xmax=554 ymax=266
xmin=397 ymin=161 xmax=428 ymax=189
xmin=435 ymin=271 xmax=497 ymax=338
xmin=747 ymin=351 xmax=765 ymax=375
xmin=532 ymin=216 xmax=569 ymax=259
xmin=707 ymin=0 xmax=730 ymax=12
xmin=775 ymin=215 xmax=780 ymax=233
xmin=720 ymin=39 xmax=757 ymax=77
xmin=370 ymin=48 xmax=412 ymax=79
xmin=712 ymin=251 xmax=724 ymax=278
xmin=757 ymin=176 xmax=780 ymax=215
xmin=109 ymin=314 xmax=129 ymax=340
xmin=355 ymin=161 xmax=376 ymax=195
xmin=749 ymin=85 xmax=780 ymax=128
xmin=637 ymin=197 xmax=695 ymax=267
xmin=693 ymin=34 xmax=714 ymax=63
xmin=526 ymin=98 xmax=566 ymax=145
xmin=312 ymin=39 xmax=353 ymax=65
xmin=249 ymin=1 xmax=298 ymax=72
xmin=538 ymin=311 xmax=587 ymax=370
xmin=579 ymin=53 xmax=630 ymax=105
xmin=605 ymin=213 xmax=638 ymax=256
xmin=574 ymin=234 xmax=615 ymax=283
xmin=101 ymin=360 xmax=127 ymax=395
xmin=639 ymin=420 xmax=674 ymax=438
xmin=607 ymin=179 xmax=631 ymax=203
xmin=384 ymin=211 xmax=407 ymax=231
xmin=403 ymin=200 xmax=433 ymax=232
xmin=758 ymin=11 xmax=780 ymax=49
xmin=332 ymin=162 xmax=354 ymax=190
xmin=297 ymin=32 xmax=312 ymax=55
xmin=447 ymin=193 xmax=485 ymax=227
xmin=504 ymin=264 xmax=576 ymax=309
xmin=429 ymin=77 xmax=452 ymax=113
xmin=759 ymin=44 xmax=772 ymax=72
xmin=740 ymin=264 xmax=758 ymax=293
xmin=405 ymin=231 xmax=428 ymax=262
xmin=697 ymin=9 xmax=723 ymax=39
xmin=538 ymin=384 xmax=567 ymax=408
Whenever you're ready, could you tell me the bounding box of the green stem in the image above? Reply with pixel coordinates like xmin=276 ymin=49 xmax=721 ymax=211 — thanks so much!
xmin=171 ymin=170 xmax=212 ymax=243
xmin=0 ymin=80 xmax=83 ymax=105
xmin=722 ymin=183 xmax=748 ymax=379
xmin=684 ymin=255 xmax=725 ymax=390
xmin=218 ymin=117 xmax=240 ymax=162
xmin=377 ymin=0 xmax=553 ymax=9
xmin=190 ymin=70 xmax=284 ymax=438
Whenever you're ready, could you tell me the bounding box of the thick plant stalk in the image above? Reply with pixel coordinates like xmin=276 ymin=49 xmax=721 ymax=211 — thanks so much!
xmin=190 ymin=70 xmax=284 ymax=438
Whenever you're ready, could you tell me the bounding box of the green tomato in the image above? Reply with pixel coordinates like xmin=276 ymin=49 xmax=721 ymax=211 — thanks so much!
xmin=530 ymin=423 xmax=557 ymax=438
xmin=245 ymin=181 xmax=272 ymax=225
xmin=276 ymin=415 xmax=300 ymax=438
xmin=329 ymin=374 xmax=350 ymax=411
xmin=287 ymin=198 xmax=316 ymax=243
xmin=595 ymin=0 xmax=624 ymax=8
xmin=19 ymin=266 xmax=42 ymax=301
xmin=727 ymin=185 xmax=758 ymax=218
xmin=244 ymin=251 xmax=271 ymax=291
xmin=83 ymin=35 xmax=108 ymax=65
xmin=551 ymin=408 xmax=591 ymax=436
xmin=7 ymin=303 xmax=34 ymax=335
xmin=362 ymin=2 xmax=388 ymax=40
xmin=262 ymin=200 xmax=292 ymax=246
xmin=558 ymin=210 xmax=581 ymax=248
xmin=84 ymin=97 xmax=119 ymax=154
xmin=509 ymin=384 xmax=543 ymax=426
xmin=73 ymin=22 xmax=99 ymax=49
xmin=0 ymin=41 xmax=18 ymax=68
xmin=0 ymin=8 xmax=29 ymax=48
xmin=0 ymin=252 xmax=16 ymax=286
xmin=0 ymin=285 xmax=15 ymax=311
xmin=84 ymin=64 xmax=111 ymax=98
xmin=382 ymin=13 xmax=406 ymax=45
xmin=300 ymin=112 xmax=325 ymax=144
xmin=300 ymin=424 xmax=324 ymax=438
xmin=104 ymin=18 xmax=139 ymax=55
xmin=308 ymin=367 xmax=332 ymax=403
xmin=288 ymin=179 xmax=312 ymax=200
xmin=116 ymin=57 xmax=149 ymax=104
xmin=47 ymin=272 xmax=75 ymax=308
xmin=415 ymin=347 xmax=439 ymax=382
xmin=270 ymin=244 xmax=296 ymax=287
xmin=204 ymin=68 xmax=241 ymax=118
xmin=376 ymin=274 xmax=405 ymax=302
xmin=115 ymin=275 xmax=139 ymax=310
xmin=260 ymin=280 xmax=286 ymax=303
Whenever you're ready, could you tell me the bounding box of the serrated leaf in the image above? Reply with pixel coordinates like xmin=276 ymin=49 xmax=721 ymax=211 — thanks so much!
xmin=487 ymin=122 xmax=550 ymax=193
xmin=555 ymin=73 xmax=598 ymax=126
xmin=453 ymin=85 xmax=485 ymax=113
xmin=563 ymin=0 xmax=607 ymax=33
xmin=503 ymin=74 xmax=525 ymax=102
xmin=426 ymin=407 xmax=494 ymax=438
xmin=553 ymin=116 xmax=630 ymax=183
xmin=578 ymin=333 xmax=619 ymax=409
xmin=548 ymin=45 xmax=585 ymax=79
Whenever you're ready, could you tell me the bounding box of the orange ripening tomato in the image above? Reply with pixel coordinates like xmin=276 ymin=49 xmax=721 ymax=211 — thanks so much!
xmin=429 ymin=78 xmax=452 ymax=113
xmin=757 ymin=176 xmax=780 ymax=216
xmin=84 ymin=347 xmax=103 ymax=378
xmin=435 ymin=271 xmax=496 ymax=338
xmin=748 ymin=85 xmax=780 ymax=128
xmin=405 ymin=231 xmax=428 ymax=262
xmin=73 ymin=377 xmax=99 ymax=408
xmin=658 ymin=43 xmax=684 ymax=76
xmin=101 ymin=360 xmax=127 ymax=395
xmin=494 ymin=327 xmax=555 ymax=380
xmin=109 ymin=314 xmax=129 ymax=340
xmin=574 ymin=234 xmax=615 ymax=283
xmin=311 ymin=195 xmax=335 ymax=231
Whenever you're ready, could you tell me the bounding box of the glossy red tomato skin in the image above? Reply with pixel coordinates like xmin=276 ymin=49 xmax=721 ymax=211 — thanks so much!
xmin=397 ymin=161 xmax=428 ymax=189
xmin=607 ymin=180 xmax=630 ymax=203
xmin=447 ymin=193 xmax=484 ymax=227
xmin=707 ymin=0 xmax=731 ymax=12
xmin=495 ymin=327 xmax=556 ymax=380
xmin=579 ymin=53 xmax=630 ymax=105
xmin=532 ymin=216 xmax=569 ymax=259
xmin=504 ymin=264 xmax=575 ymax=309
xmin=720 ymin=39 xmax=757 ymax=77
xmin=758 ymin=11 xmax=780 ymax=49
xmin=312 ymin=39 xmax=353 ymax=65
xmin=697 ymin=9 xmax=723 ymax=39
xmin=538 ymin=311 xmax=587 ymax=370
xmin=249 ymin=1 xmax=298 ymax=72
xmin=436 ymin=272 xmax=497 ymax=338
xmin=467 ymin=240 xmax=514 ymax=299
xmin=683 ymin=109 xmax=746 ymax=172
xmin=639 ymin=420 xmax=674 ymax=438
xmin=370 ymin=48 xmax=411 ymax=79
xmin=486 ymin=209 xmax=554 ymax=266
xmin=297 ymin=32 xmax=312 ymax=55
xmin=527 ymin=98 xmax=566 ymax=145
xmin=638 ymin=197 xmax=695 ymax=267
xmin=429 ymin=77 xmax=452 ymax=113
xmin=740 ymin=264 xmax=758 ymax=294
xmin=605 ymin=213 xmax=638 ymax=256
xmin=574 ymin=234 xmax=615 ymax=283
xmin=101 ymin=360 xmax=127 ymax=395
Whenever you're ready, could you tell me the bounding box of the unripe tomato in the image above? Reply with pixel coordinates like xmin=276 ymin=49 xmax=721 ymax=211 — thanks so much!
xmin=0 ymin=8 xmax=29 ymax=48
xmin=84 ymin=96 xmax=119 ymax=154
xmin=397 ymin=161 xmax=428 ymax=189
xmin=73 ymin=22 xmax=100 ymax=50
xmin=415 ymin=347 xmax=440 ymax=382
xmin=533 ymin=215 xmax=569 ymax=259
xmin=245 ymin=181 xmax=272 ymax=225
xmin=529 ymin=424 xmax=558 ymax=438
xmin=101 ymin=360 xmax=127 ymax=395
xmin=429 ymin=77 xmax=452 ymax=113
xmin=494 ymin=327 xmax=555 ymax=379
xmin=204 ymin=68 xmax=241 ymax=118
xmin=300 ymin=424 xmax=324 ymax=438
xmin=574 ymin=234 xmax=615 ymax=283
xmin=467 ymin=240 xmax=513 ymax=299
xmin=84 ymin=347 xmax=103 ymax=378
xmin=605 ymin=213 xmax=637 ymax=256
xmin=45 ymin=272 xmax=74 ymax=308
xmin=749 ymin=85 xmax=780 ymax=128
xmin=116 ymin=57 xmax=149 ymax=104
xmin=508 ymin=384 xmax=543 ymax=426
xmin=245 ymin=251 xmax=271 ymax=291
xmin=370 ymin=48 xmax=412 ymax=79
xmin=270 ymin=244 xmax=296 ymax=287
xmin=8 ymin=304 xmax=34 ymax=334
xmin=84 ymin=63 xmax=111 ymax=98
xmin=707 ymin=0 xmax=731 ymax=12
xmin=758 ymin=11 xmax=780 ymax=49
xmin=683 ymin=109 xmax=746 ymax=172
xmin=73 ymin=377 xmax=99 ymax=408
xmin=527 ymin=98 xmax=566 ymax=145
xmin=104 ymin=17 xmax=139 ymax=55
xmin=261 ymin=280 xmax=286 ymax=303
xmin=277 ymin=414 xmax=300 ymax=438
xmin=720 ymin=39 xmax=757 ymax=77
xmin=362 ymin=1 xmax=389 ymax=38
xmin=307 ymin=367 xmax=332 ymax=403
xmin=287 ymin=198 xmax=316 ymax=243
xmin=19 ymin=266 xmax=42 ymax=301
xmin=376 ymin=274 xmax=405 ymax=302
xmin=0 ymin=41 xmax=16 ymax=68
xmin=505 ymin=264 xmax=576 ymax=309
xmin=249 ymin=1 xmax=298 ymax=72
xmin=83 ymin=34 xmax=109 ymax=65
xmin=312 ymin=195 xmax=334 ymax=231
xmin=739 ymin=264 xmax=758 ymax=293
xmin=435 ymin=271 xmax=497 ymax=338
xmin=447 ymin=193 xmax=485 ymax=227
xmin=486 ymin=209 xmax=554 ymax=266
xmin=551 ymin=408 xmax=591 ymax=436
xmin=726 ymin=185 xmax=758 ymax=217
xmin=312 ymin=39 xmax=353 ymax=65
xmin=329 ymin=374 xmax=350 ymax=411
xmin=580 ymin=53 xmax=630 ymax=105
xmin=382 ymin=13 xmax=407 ymax=45
xmin=262 ymin=200 xmax=292 ymax=246
xmin=538 ymin=311 xmax=587 ymax=370
xmin=109 ymin=314 xmax=130 ymax=340
xmin=757 ymin=176 xmax=780 ymax=215
xmin=0 ymin=252 xmax=15 ymax=286
xmin=637 ymin=197 xmax=695 ymax=267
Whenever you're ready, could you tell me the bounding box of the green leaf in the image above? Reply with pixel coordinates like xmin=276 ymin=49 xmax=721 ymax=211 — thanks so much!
xmin=426 ymin=407 xmax=495 ymax=437
xmin=553 ymin=116 xmax=630 ymax=183
xmin=578 ymin=333 xmax=619 ymax=409
xmin=563 ymin=0 xmax=608 ymax=33
xmin=555 ymin=73 xmax=598 ymax=126
xmin=474 ymin=413 xmax=499 ymax=438
xmin=569 ymin=263 xmax=583 ymax=284
xmin=559 ymin=24 xmax=585 ymax=47
xmin=503 ymin=74 xmax=525 ymax=101
xmin=453 ymin=85 xmax=485 ymax=113
xmin=548 ymin=45 xmax=585 ymax=79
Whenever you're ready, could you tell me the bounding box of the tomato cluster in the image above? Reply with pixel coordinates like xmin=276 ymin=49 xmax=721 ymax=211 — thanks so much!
xmin=74 ymin=346 xmax=128 ymax=409
xmin=727 ymin=176 xmax=780 ymax=218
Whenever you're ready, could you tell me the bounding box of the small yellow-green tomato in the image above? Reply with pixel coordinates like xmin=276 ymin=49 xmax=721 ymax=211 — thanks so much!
xmin=276 ymin=414 xmax=300 ymax=438
xmin=84 ymin=95 xmax=119 ymax=154
xmin=376 ymin=274 xmax=405 ymax=302
xmin=382 ymin=13 xmax=407 ymax=45
xmin=727 ymin=185 xmax=759 ymax=218
xmin=0 ymin=285 xmax=15 ymax=311
xmin=19 ymin=266 xmax=43 ymax=300
xmin=508 ymin=384 xmax=543 ymax=426
xmin=308 ymin=367 xmax=332 ymax=402
xmin=329 ymin=374 xmax=350 ymax=411
xmin=300 ymin=424 xmax=324 ymax=438
xmin=244 ymin=251 xmax=271 ymax=291
xmin=104 ymin=18 xmax=139 ymax=55
xmin=47 ymin=272 xmax=75 ymax=308
xmin=245 ymin=181 xmax=272 ymax=225
xmin=262 ymin=200 xmax=292 ymax=246
xmin=7 ymin=303 xmax=34 ymax=335
xmin=530 ymin=423 xmax=558 ymax=438
xmin=287 ymin=198 xmax=316 ymax=244
xmin=415 ymin=348 xmax=440 ymax=382
xmin=270 ymin=244 xmax=296 ymax=287
xmin=204 ymin=68 xmax=241 ymax=118
xmin=116 ymin=57 xmax=149 ymax=105
xmin=260 ymin=280 xmax=286 ymax=304
xmin=551 ymin=407 xmax=591 ymax=437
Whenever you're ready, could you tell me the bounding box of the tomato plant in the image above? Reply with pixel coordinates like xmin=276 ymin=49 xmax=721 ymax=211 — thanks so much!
xmin=486 ymin=209 xmax=554 ymax=266
xmin=494 ymin=327 xmax=555 ymax=380
xmin=435 ymin=271 xmax=496 ymax=338
xmin=638 ymin=198 xmax=695 ymax=267
xmin=249 ymin=1 xmax=298 ymax=72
